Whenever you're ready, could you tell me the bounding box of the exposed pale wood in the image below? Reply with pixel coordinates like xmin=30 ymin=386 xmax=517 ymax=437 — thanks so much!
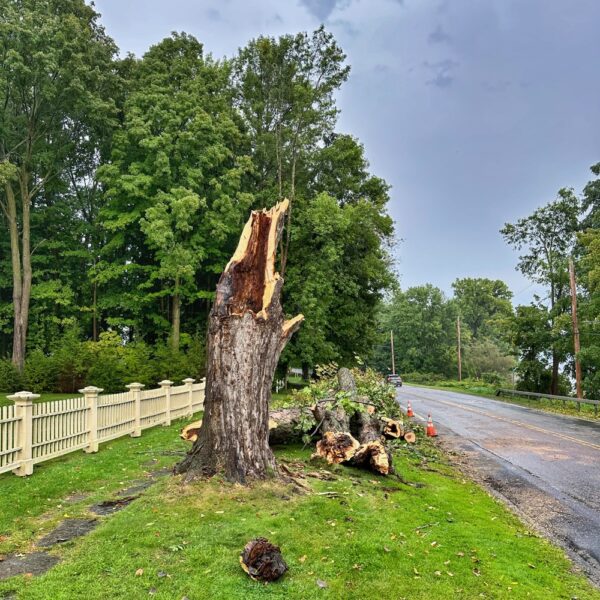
xmin=382 ymin=417 xmax=403 ymax=439
xmin=180 ymin=420 xmax=203 ymax=442
xmin=313 ymin=431 xmax=360 ymax=464
xmin=402 ymin=431 xmax=416 ymax=444
xmin=351 ymin=440 xmax=392 ymax=475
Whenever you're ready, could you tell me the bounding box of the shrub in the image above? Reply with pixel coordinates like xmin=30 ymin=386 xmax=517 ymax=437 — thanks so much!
xmin=481 ymin=372 xmax=503 ymax=386
xmin=0 ymin=358 xmax=23 ymax=392
xmin=24 ymin=349 xmax=56 ymax=393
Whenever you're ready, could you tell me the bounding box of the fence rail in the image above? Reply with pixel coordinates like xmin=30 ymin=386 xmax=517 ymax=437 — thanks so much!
xmin=0 ymin=378 xmax=204 ymax=477
xmin=496 ymin=388 xmax=599 ymax=415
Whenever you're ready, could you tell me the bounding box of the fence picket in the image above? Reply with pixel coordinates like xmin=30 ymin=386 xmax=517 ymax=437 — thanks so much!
xmin=0 ymin=378 xmax=205 ymax=477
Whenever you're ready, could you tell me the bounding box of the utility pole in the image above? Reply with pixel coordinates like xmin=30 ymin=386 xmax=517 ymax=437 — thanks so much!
xmin=390 ymin=330 xmax=396 ymax=375
xmin=457 ymin=316 xmax=462 ymax=382
xmin=569 ymin=258 xmax=583 ymax=399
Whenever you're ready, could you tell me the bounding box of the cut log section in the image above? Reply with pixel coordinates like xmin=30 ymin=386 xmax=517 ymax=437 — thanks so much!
xmin=240 ymin=538 xmax=288 ymax=582
xmin=337 ymin=367 xmax=357 ymax=395
xmin=351 ymin=440 xmax=392 ymax=475
xmin=402 ymin=431 xmax=416 ymax=444
xmin=313 ymin=431 xmax=360 ymax=464
xmin=382 ymin=418 xmax=403 ymax=439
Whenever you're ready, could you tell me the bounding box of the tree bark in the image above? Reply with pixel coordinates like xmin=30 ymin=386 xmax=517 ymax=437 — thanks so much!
xmin=19 ymin=171 xmax=32 ymax=370
xmin=175 ymin=200 xmax=303 ymax=483
xmin=5 ymin=182 xmax=25 ymax=370
xmin=172 ymin=276 xmax=181 ymax=351
xmin=268 ymin=407 xmax=315 ymax=445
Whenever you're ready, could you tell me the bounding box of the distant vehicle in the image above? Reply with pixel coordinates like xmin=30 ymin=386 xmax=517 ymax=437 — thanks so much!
xmin=386 ymin=374 xmax=403 ymax=387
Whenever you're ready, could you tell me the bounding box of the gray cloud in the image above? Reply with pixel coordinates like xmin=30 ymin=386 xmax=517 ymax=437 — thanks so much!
xmin=298 ymin=0 xmax=350 ymax=21
xmin=428 ymin=24 xmax=451 ymax=44
xmin=423 ymin=59 xmax=458 ymax=88
xmin=206 ymin=8 xmax=221 ymax=21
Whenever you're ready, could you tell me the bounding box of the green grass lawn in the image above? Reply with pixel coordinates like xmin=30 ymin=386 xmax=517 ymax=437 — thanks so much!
xmin=0 ymin=421 xmax=599 ymax=599
xmin=406 ymin=380 xmax=600 ymax=421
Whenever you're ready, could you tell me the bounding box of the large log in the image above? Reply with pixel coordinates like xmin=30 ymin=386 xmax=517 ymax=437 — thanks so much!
xmin=268 ymin=407 xmax=315 ymax=445
xmin=175 ymin=200 xmax=303 ymax=483
xmin=312 ymin=402 xmax=351 ymax=434
xmin=351 ymin=410 xmax=384 ymax=443
xmin=337 ymin=367 xmax=357 ymax=395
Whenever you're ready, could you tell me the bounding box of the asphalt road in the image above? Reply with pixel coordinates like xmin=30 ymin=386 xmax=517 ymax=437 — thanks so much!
xmin=398 ymin=384 xmax=600 ymax=584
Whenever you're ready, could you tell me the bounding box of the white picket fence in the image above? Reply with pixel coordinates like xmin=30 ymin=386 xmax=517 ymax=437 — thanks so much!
xmin=0 ymin=378 xmax=205 ymax=477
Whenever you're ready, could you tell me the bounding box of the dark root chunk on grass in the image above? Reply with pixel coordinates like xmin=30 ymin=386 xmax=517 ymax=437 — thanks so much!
xmin=240 ymin=538 xmax=288 ymax=582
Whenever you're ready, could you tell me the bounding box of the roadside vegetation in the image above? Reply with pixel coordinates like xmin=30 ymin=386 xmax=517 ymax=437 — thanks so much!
xmin=1 ymin=420 xmax=599 ymax=599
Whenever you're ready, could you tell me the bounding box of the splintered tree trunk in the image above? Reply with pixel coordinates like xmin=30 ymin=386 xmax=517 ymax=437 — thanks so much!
xmin=176 ymin=200 xmax=303 ymax=483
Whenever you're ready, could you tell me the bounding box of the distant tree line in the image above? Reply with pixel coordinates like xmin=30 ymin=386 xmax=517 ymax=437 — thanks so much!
xmin=374 ymin=164 xmax=600 ymax=399
xmin=0 ymin=0 xmax=393 ymax=391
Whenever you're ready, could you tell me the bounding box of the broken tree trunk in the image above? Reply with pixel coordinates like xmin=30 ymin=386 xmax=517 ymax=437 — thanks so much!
xmin=312 ymin=402 xmax=351 ymax=434
xmin=175 ymin=200 xmax=303 ymax=483
xmin=337 ymin=367 xmax=357 ymax=395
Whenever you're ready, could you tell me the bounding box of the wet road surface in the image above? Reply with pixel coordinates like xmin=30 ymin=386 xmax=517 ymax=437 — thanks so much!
xmin=398 ymin=385 xmax=600 ymax=584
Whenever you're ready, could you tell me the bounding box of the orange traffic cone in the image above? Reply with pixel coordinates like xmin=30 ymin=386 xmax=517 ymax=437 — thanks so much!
xmin=426 ymin=413 xmax=438 ymax=437
xmin=406 ymin=399 xmax=414 ymax=418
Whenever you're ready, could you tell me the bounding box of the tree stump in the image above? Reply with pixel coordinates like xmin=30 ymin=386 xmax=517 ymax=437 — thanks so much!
xmin=175 ymin=200 xmax=303 ymax=483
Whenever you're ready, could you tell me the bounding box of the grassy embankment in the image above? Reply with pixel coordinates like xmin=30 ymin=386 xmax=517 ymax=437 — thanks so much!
xmin=0 ymin=418 xmax=598 ymax=599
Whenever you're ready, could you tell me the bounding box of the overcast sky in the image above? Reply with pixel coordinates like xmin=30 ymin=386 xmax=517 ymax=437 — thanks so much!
xmin=94 ymin=0 xmax=600 ymax=302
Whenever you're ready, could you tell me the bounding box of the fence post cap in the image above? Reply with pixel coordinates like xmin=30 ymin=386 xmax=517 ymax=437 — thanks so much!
xmin=126 ymin=382 xmax=145 ymax=390
xmin=182 ymin=377 xmax=196 ymax=384
xmin=8 ymin=391 xmax=40 ymax=402
xmin=78 ymin=386 xmax=104 ymax=394
xmin=158 ymin=379 xmax=174 ymax=386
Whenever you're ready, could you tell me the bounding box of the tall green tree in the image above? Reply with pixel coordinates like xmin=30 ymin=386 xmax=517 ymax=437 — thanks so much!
xmin=452 ymin=277 xmax=513 ymax=339
xmin=0 ymin=0 xmax=118 ymax=369
xmin=233 ymin=27 xmax=350 ymax=274
xmin=500 ymin=191 xmax=580 ymax=394
xmin=282 ymin=191 xmax=393 ymax=371
xmin=577 ymin=162 xmax=600 ymax=397
xmin=99 ymin=33 xmax=253 ymax=347
xmin=376 ymin=285 xmax=457 ymax=377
